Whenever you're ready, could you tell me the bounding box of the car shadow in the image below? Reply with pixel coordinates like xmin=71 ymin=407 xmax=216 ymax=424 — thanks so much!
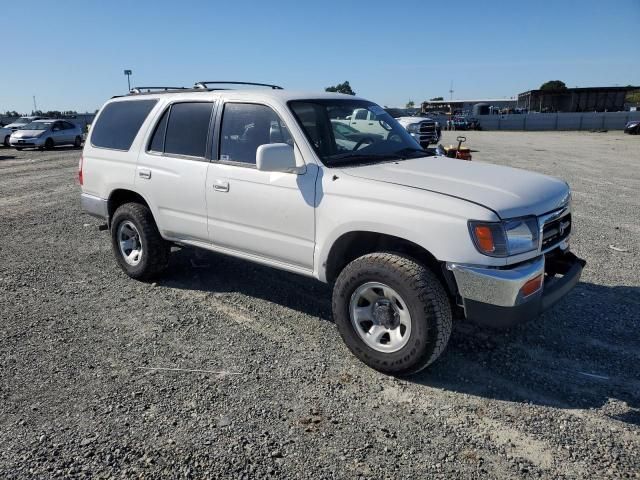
xmin=0 ymin=155 xmax=16 ymax=160
xmin=159 ymin=247 xmax=333 ymax=321
xmin=159 ymin=247 xmax=640 ymax=423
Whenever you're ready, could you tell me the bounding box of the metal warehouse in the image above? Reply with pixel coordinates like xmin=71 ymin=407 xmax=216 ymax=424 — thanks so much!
xmin=517 ymin=86 xmax=639 ymax=113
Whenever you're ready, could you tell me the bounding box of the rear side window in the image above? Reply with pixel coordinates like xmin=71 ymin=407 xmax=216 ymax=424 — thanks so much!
xmin=91 ymin=99 xmax=157 ymax=151
xmin=164 ymin=103 xmax=213 ymax=158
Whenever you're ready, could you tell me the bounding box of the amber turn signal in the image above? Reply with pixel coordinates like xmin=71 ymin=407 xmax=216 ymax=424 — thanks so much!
xmin=473 ymin=225 xmax=495 ymax=253
xmin=521 ymin=274 xmax=543 ymax=297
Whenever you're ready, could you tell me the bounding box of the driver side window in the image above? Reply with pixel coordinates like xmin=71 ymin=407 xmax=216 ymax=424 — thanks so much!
xmin=218 ymin=103 xmax=292 ymax=166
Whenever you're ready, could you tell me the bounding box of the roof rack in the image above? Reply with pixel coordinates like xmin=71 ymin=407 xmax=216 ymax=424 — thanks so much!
xmin=193 ymin=81 xmax=283 ymax=90
xmin=129 ymin=86 xmax=189 ymax=94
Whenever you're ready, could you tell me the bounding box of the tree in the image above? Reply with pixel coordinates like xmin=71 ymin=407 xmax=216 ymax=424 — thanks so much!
xmin=429 ymin=96 xmax=444 ymax=101
xmin=325 ymin=81 xmax=355 ymax=95
xmin=540 ymin=80 xmax=568 ymax=92
xmin=625 ymin=90 xmax=640 ymax=104
xmin=406 ymin=100 xmax=415 ymax=108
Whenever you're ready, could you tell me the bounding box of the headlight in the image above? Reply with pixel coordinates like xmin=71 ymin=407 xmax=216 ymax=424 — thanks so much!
xmin=406 ymin=123 xmax=420 ymax=133
xmin=469 ymin=217 xmax=539 ymax=257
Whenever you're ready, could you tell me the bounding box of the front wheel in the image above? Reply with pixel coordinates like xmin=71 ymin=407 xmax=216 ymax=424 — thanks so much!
xmin=110 ymin=202 xmax=169 ymax=280
xmin=3 ymin=135 xmax=9 ymax=147
xmin=332 ymin=252 xmax=452 ymax=375
xmin=74 ymin=136 xmax=82 ymax=148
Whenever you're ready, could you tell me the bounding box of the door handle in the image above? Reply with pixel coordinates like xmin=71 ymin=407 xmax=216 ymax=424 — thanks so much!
xmin=138 ymin=168 xmax=151 ymax=180
xmin=213 ymin=180 xmax=229 ymax=192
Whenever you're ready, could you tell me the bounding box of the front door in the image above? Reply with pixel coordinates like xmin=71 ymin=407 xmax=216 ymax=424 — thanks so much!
xmin=135 ymin=101 xmax=214 ymax=242
xmin=206 ymin=102 xmax=316 ymax=270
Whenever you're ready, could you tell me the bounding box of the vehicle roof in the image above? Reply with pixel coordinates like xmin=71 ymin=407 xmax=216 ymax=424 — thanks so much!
xmin=32 ymin=119 xmax=56 ymax=123
xmin=112 ymin=89 xmax=367 ymax=104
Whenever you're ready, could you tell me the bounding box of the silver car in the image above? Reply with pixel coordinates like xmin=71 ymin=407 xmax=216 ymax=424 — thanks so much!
xmin=10 ymin=119 xmax=83 ymax=150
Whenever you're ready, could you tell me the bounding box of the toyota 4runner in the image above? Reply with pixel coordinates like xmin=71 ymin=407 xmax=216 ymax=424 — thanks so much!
xmin=80 ymin=81 xmax=585 ymax=375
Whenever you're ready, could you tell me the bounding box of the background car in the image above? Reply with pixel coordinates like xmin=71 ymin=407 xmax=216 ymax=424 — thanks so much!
xmin=1 ymin=125 xmax=13 ymax=146
xmin=623 ymin=120 xmax=640 ymax=134
xmin=3 ymin=116 xmax=47 ymax=146
xmin=9 ymin=119 xmax=83 ymax=150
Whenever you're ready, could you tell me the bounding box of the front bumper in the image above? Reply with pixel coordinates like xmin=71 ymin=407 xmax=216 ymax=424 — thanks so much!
xmin=447 ymin=250 xmax=586 ymax=328
xmin=10 ymin=136 xmax=45 ymax=147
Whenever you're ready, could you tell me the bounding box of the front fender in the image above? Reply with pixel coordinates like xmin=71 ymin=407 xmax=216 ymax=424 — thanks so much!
xmin=313 ymin=177 xmax=504 ymax=282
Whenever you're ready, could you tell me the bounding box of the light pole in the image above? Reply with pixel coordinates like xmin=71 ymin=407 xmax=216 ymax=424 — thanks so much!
xmin=124 ymin=69 xmax=132 ymax=92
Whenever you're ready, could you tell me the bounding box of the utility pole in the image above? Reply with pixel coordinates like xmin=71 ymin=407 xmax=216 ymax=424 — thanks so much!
xmin=124 ymin=69 xmax=133 ymax=92
xmin=449 ymin=81 xmax=454 ymax=123
xmin=33 ymin=96 xmax=38 ymax=113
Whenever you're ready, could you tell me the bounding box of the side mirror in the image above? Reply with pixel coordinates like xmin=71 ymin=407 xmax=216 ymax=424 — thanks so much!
xmin=256 ymin=143 xmax=298 ymax=173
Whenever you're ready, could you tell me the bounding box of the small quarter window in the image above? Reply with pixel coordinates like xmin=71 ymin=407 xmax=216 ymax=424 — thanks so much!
xmin=148 ymin=108 xmax=169 ymax=153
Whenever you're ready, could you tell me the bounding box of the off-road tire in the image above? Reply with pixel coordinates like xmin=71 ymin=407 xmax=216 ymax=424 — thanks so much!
xmin=332 ymin=252 xmax=452 ymax=375
xmin=110 ymin=202 xmax=169 ymax=280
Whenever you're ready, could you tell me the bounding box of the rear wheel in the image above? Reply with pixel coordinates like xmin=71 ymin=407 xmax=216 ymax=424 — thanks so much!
xmin=3 ymin=135 xmax=9 ymax=147
xmin=74 ymin=136 xmax=82 ymax=148
xmin=110 ymin=202 xmax=169 ymax=280
xmin=44 ymin=138 xmax=54 ymax=150
xmin=332 ymin=252 xmax=452 ymax=375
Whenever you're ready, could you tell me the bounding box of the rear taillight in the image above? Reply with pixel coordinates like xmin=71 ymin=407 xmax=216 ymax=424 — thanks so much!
xmin=78 ymin=155 xmax=83 ymax=185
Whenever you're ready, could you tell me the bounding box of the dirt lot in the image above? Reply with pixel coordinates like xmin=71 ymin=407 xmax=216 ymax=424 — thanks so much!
xmin=1 ymin=131 xmax=639 ymax=478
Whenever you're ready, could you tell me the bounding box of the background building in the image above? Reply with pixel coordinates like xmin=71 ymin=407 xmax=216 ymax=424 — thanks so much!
xmin=421 ymin=98 xmax=517 ymax=115
xmin=517 ymin=86 xmax=639 ymax=113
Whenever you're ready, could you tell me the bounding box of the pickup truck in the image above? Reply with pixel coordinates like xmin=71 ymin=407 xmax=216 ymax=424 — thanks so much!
xmin=335 ymin=107 xmax=441 ymax=149
xmin=80 ymin=83 xmax=585 ymax=375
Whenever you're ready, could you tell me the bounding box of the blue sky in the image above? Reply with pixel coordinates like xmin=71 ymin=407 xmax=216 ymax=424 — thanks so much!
xmin=1 ymin=0 xmax=638 ymax=113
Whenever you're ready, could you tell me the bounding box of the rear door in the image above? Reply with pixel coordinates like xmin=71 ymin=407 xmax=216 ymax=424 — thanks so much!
xmin=51 ymin=121 xmax=65 ymax=144
xmin=135 ymin=101 xmax=214 ymax=242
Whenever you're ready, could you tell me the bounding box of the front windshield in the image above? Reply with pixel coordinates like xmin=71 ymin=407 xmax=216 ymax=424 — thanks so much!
xmin=23 ymin=122 xmax=51 ymax=130
xmin=289 ymin=100 xmax=429 ymax=167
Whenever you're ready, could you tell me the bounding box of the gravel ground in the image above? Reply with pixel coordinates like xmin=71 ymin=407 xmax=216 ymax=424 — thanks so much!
xmin=0 ymin=131 xmax=639 ymax=479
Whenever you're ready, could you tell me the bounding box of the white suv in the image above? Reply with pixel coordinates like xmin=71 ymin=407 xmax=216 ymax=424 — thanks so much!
xmin=80 ymin=82 xmax=585 ymax=375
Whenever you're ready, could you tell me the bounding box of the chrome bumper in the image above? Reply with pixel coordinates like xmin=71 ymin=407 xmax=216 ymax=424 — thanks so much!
xmin=80 ymin=193 xmax=108 ymax=219
xmin=447 ymin=251 xmax=585 ymax=328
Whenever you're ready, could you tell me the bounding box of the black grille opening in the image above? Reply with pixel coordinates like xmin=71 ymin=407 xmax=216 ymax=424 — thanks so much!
xmin=542 ymin=213 xmax=571 ymax=250
xmin=419 ymin=122 xmax=436 ymax=133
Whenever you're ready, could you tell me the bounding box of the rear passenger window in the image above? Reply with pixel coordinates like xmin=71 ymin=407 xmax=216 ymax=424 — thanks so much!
xmin=164 ymin=103 xmax=212 ymax=158
xmin=91 ymin=99 xmax=157 ymax=151
xmin=219 ymin=103 xmax=292 ymax=165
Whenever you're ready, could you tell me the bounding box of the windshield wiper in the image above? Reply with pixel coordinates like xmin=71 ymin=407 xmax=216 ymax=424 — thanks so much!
xmin=324 ymin=153 xmax=405 ymax=166
xmin=393 ymin=147 xmax=432 ymax=158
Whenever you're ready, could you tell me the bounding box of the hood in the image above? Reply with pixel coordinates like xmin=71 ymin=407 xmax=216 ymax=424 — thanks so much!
xmin=340 ymin=156 xmax=570 ymax=219
xmin=395 ymin=116 xmax=435 ymax=126
xmin=12 ymin=129 xmax=45 ymax=138
xmin=5 ymin=122 xmax=28 ymax=129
